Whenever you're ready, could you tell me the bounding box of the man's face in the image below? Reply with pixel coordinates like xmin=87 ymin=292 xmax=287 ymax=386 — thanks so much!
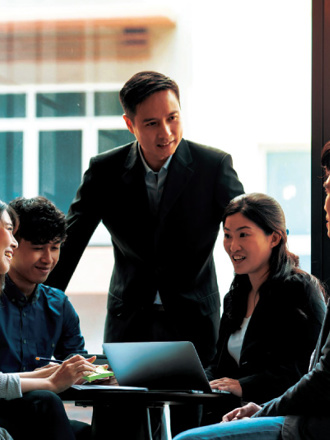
xmin=9 ymin=239 xmax=61 ymax=296
xmin=123 ymin=89 xmax=183 ymax=171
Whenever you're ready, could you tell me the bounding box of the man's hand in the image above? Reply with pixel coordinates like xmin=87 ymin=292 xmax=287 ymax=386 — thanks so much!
xmin=222 ymin=402 xmax=262 ymax=422
xmin=47 ymin=355 xmax=96 ymax=393
xmin=210 ymin=377 xmax=242 ymax=397
xmin=31 ymin=363 xmax=61 ymax=377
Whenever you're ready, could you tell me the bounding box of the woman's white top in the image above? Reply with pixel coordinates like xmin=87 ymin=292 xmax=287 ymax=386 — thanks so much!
xmin=227 ymin=316 xmax=251 ymax=364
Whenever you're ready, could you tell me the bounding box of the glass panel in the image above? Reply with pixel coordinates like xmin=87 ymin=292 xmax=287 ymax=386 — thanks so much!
xmin=0 ymin=94 xmax=26 ymax=118
xmin=39 ymin=131 xmax=82 ymax=213
xmin=0 ymin=132 xmax=23 ymax=202
xmin=267 ymin=151 xmax=310 ymax=271
xmin=98 ymin=129 xmax=135 ymax=153
xmin=95 ymin=92 xmax=123 ymax=116
xmin=36 ymin=93 xmax=86 ymax=117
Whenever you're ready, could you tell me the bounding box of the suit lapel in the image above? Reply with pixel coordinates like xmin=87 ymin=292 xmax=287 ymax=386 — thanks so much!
xmin=157 ymin=139 xmax=194 ymax=221
xmin=119 ymin=140 xmax=195 ymax=249
xmin=121 ymin=141 xmax=151 ymax=222
xmin=122 ymin=141 xmax=143 ymax=184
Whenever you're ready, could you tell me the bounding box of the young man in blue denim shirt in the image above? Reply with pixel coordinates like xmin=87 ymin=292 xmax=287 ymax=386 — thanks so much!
xmin=0 ymin=196 xmax=87 ymax=373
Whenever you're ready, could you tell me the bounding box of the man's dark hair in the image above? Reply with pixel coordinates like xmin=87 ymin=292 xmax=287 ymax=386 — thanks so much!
xmin=119 ymin=71 xmax=180 ymax=120
xmin=9 ymin=196 xmax=67 ymax=245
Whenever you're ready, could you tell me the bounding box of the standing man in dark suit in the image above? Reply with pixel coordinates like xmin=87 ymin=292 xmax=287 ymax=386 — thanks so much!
xmin=47 ymin=71 xmax=244 ymax=368
xmin=173 ymin=141 xmax=330 ymax=440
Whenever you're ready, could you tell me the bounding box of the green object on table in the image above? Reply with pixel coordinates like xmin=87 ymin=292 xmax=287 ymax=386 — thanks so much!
xmin=83 ymin=366 xmax=114 ymax=382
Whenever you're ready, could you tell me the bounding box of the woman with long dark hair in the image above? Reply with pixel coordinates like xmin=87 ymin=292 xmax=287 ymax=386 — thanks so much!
xmin=0 ymin=201 xmax=95 ymax=440
xmin=0 ymin=201 xmax=18 ymax=289
xmin=202 ymin=193 xmax=326 ymax=423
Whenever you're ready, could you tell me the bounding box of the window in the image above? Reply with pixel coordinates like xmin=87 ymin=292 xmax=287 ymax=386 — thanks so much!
xmin=267 ymin=151 xmax=311 ymax=271
xmin=98 ymin=129 xmax=135 ymax=153
xmin=0 ymin=132 xmax=23 ymax=202
xmin=95 ymin=92 xmax=123 ymax=116
xmin=0 ymin=86 xmax=128 ymax=217
xmin=39 ymin=130 xmax=82 ymax=213
xmin=0 ymin=94 xmax=26 ymax=118
xmin=37 ymin=93 xmax=86 ymax=117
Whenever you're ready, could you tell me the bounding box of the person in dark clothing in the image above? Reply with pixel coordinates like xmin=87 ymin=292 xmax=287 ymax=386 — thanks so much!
xmin=201 ymin=193 xmax=326 ymax=424
xmin=173 ymin=142 xmax=330 ymax=440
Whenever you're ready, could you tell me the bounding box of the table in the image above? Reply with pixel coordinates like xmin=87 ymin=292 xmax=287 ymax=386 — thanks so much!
xmin=61 ymin=386 xmax=236 ymax=440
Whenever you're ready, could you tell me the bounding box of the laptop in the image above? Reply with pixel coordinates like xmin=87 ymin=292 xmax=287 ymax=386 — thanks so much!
xmin=102 ymin=341 xmax=230 ymax=394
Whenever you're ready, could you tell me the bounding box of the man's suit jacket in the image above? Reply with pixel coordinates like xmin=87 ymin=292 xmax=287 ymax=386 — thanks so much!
xmin=48 ymin=139 xmax=244 ymax=365
xmin=255 ymin=300 xmax=330 ymax=439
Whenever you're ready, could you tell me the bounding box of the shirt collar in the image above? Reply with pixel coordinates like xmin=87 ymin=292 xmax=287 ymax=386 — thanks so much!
xmin=4 ymin=274 xmax=40 ymax=306
xmin=138 ymin=144 xmax=173 ymax=175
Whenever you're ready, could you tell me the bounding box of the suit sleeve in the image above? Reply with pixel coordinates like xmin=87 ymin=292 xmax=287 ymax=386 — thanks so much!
xmin=205 ymin=294 xmax=232 ymax=381
xmin=215 ymin=153 xmax=244 ymax=212
xmin=47 ymin=158 xmax=102 ymax=291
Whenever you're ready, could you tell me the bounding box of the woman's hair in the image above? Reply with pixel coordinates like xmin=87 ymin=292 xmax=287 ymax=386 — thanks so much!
xmin=223 ymin=193 xmax=325 ymax=324
xmin=0 ymin=200 xmax=18 ymax=293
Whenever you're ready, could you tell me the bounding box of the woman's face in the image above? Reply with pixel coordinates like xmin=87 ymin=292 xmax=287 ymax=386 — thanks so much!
xmin=223 ymin=212 xmax=277 ymax=282
xmin=0 ymin=210 xmax=18 ymax=274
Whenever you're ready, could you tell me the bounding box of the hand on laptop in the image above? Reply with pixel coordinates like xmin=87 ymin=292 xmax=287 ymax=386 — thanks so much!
xmin=210 ymin=377 xmax=242 ymax=397
xmin=96 ymin=374 xmax=119 ymax=386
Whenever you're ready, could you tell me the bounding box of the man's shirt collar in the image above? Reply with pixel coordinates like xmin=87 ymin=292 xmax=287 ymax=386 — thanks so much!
xmin=4 ymin=274 xmax=39 ymax=306
xmin=138 ymin=144 xmax=173 ymax=175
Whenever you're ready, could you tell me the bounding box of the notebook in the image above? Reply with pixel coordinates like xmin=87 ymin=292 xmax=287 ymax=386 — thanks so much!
xmin=102 ymin=341 xmax=230 ymax=394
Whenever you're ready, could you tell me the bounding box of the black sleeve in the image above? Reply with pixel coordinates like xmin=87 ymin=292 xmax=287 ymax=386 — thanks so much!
xmin=47 ymin=157 xmax=102 ymax=291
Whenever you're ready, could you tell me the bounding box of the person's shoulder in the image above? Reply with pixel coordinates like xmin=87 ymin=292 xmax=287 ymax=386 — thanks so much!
xmin=182 ymin=140 xmax=234 ymax=174
xmin=185 ymin=139 xmax=230 ymax=159
xmin=91 ymin=142 xmax=135 ymax=165
xmin=282 ymin=271 xmax=316 ymax=288
xmin=275 ymin=271 xmax=324 ymax=303
xmin=38 ymin=283 xmax=67 ymax=301
xmin=85 ymin=142 xmax=136 ymax=180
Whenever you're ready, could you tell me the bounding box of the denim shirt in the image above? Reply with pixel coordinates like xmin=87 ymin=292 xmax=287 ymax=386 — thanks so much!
xmin=0 ymin=275 xmax=87 ymax=372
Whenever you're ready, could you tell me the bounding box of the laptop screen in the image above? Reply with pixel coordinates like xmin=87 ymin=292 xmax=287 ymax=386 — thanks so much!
xmin=102 ymin=341 xmax=213 ymax=393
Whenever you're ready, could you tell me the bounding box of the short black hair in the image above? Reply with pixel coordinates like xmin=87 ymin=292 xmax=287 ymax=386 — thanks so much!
xmin=9 ymin=196 xmax=67 ymax=245
xmin=119 ymin=71 xmax=180 ymax=120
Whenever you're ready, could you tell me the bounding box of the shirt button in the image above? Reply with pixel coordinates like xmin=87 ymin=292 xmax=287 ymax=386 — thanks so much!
xmin=22 ymin=367 xmax=26 ymax=371
xmin=52 ymin=343 xmax=55 ymax=348
xmin=23 ymin=339 xmax=27 ymax=344
xmin=23 ymin=312 xmax=26 ymax=317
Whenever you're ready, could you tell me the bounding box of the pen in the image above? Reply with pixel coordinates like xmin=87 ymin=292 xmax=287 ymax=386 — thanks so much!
xmin=35 ymin=357 xmax=63 ymax=364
